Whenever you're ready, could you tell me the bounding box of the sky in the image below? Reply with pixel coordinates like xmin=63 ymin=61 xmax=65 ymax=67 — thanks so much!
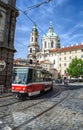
xmin=14 ymin=0 xmax=83 ymax=59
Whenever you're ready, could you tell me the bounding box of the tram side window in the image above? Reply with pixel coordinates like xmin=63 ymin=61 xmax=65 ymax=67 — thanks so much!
xmin=42 ymin=72 xmax=52 ymax=81
xmin=33 ymin=70 xmax=43 ymax=82
xmin=27 ymin=69 xmax=33 ymax=83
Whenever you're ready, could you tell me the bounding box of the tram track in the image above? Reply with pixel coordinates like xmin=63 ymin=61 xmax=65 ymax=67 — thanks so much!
xmin=0 ymin=89 xmax=62 ymax=118
xmin=0 ymin=94 xmax=12 ymax=99
xmin=0 ymin=88 xmax=64 ymax=130
xmin=0 ymin=100 xmax=20 ymax=108
xmin=12 ymin=90 xmax=70 ymax=130
xmin=0 ymin=88 xmax=61 ymax=119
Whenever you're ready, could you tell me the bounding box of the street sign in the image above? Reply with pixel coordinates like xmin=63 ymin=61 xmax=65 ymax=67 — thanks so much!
xmin=0 ymin=59 xmax=6 ymax=71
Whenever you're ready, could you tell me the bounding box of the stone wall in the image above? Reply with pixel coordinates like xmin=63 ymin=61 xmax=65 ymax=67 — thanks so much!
xmin=0 ymin=0 xmax=18 ymax=92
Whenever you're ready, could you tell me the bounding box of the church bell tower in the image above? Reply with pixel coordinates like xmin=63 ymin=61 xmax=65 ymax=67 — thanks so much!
xmin=27 ymin=23 xmax=40 ymax=64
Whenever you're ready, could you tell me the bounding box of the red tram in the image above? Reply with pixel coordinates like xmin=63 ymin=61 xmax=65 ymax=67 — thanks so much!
xmin=11 ymin=66 xmax=53 ymax=100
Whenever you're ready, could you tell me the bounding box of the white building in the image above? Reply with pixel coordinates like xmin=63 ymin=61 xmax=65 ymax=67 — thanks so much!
xmin=27 ymin=23 xmax=83 ymax=78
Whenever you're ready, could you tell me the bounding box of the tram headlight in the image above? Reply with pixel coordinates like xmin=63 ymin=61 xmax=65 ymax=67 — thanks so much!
xmin=12 ymin=86 xmax=15 ymax=90
xmin=23 ymin=87 xmax=27 ymax=91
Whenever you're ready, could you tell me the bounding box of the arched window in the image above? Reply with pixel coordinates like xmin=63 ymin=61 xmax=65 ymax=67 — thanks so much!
xmin=30 ymin=48 xmax=32 ymax=53
xmin=32 ymin=37 xmax=33 ymax=42
xmin=44 ymin=41 xmax=47 ymax=48
xmin=51 ymin=41 xmax=53 ymax=48
xmin=35 ymin=37 xmax=37 ymax=42
xmin=54 ymin=60 xmax=55 ymax=64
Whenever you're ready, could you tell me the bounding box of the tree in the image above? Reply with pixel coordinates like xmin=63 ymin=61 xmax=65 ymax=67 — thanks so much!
xmin=66 ymin=57 xmax=83 ymax=78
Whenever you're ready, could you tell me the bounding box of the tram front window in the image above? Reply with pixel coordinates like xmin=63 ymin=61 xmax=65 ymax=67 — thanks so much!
xmin=12 ymin=68 xmax=28 ymax=84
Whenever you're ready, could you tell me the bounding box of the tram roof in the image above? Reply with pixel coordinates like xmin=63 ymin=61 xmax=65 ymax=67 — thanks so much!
xmin=13 ymin=64 xmax=51 ymax=74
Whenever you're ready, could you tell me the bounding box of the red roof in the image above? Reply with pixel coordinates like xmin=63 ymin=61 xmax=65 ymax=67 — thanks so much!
xmin=50 ymin=44 xmax=83 ymax=53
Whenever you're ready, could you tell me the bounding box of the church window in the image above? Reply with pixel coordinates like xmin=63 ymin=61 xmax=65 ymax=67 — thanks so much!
xmin=54 ymin=60 xmax=55 ymax=64
xmin=35 ymin=32 xmax=37 ymax=35
xmin=51 ymin=41 xmax=53 ymax=48
xmin=32 ymin=37 xmax=33 ymax=41
xmin=35 ymin=37 xmax=37 ymax=42
xmin=44 ymin=41 xmax=47 ymax=48
xmin=30 ymin=48 xmax=32 ymax=53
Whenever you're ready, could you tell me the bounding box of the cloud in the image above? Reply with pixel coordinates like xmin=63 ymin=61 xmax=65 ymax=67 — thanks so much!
xmin=14 ymin=0 xmax=83 ymax=58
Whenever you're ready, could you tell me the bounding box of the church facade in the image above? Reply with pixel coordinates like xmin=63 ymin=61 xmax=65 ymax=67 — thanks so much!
xmin=28 ymin=23 xmax=83 ymax=78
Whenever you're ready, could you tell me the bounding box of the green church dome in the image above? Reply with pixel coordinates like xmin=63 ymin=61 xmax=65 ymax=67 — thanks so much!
xmin=43 ymin=22 xmax=58 ymax=38
xmin=32 ymin=23 xmax=38 ymax=32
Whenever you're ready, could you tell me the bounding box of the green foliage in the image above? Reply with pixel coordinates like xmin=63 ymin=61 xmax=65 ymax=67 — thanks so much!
xmin=66 ymin=57 xmax=83 ymax=77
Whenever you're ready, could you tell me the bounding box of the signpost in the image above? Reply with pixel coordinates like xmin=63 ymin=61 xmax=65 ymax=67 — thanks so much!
xmin=0 ymin=59 xmax=6 ymax=71
xmin=0 ymin=59 xmax=6 ymax=93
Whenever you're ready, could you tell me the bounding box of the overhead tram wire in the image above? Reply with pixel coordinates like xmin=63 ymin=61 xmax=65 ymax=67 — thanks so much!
xmin=17 ymin=1 xmax=52 ymax=35
xmin=7 ymin=0 xmax=53 ymax=48
xmin=23 ymin=0 xmax=52 ymax=14
xmin=21 ymin=0 xmax=52 ymax=35
xmin=15 ymin=40 xmax=28 ymax=47
xmin=7 ymin=0 xmax=53 ymax=38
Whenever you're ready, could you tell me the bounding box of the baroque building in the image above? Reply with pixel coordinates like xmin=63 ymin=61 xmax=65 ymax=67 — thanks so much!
xmin=27 ymin=23 xmax=83 ymax=78
xmin=27 ymin=23 xmax=40 ymax=64
xmin=0 ymin=0 xmax=18 ymax=91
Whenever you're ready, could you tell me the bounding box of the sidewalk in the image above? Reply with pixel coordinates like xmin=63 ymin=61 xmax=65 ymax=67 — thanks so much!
xmin=69 ymin=82 xmax=83 ymax=86
xmin=0 ymin=92 xmax=12 ymax=98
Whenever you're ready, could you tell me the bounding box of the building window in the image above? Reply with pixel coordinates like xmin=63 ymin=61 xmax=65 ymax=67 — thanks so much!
xmin=64 ymin=63 xmax=66 ymax=66
xmin=69 ymin=56 xmax=71 ymax=59
xmin=0 ymin=12 xmax=2 ymax=26
xmin=35 ymin=37 xmax=37 ymax=42
xmin=59 ymin=58 xmax=61 ymax=61
xmin=51 ymin=41 xmax=53 ymax=48
xmin=44 ymin=41 xmax=47 ymax=48
xmin=0 ymin=11 xmax=2 ymax=17
xmin=64 ymin=70 xmax=66 ymax=73
xmin=32 ymin=37 xmax=33 ymax=42
xmin=30 ymin=48 xmax=32 ymax=53
xmin=81 ymin=54 xmax=83 ymax=58
xmin=64 ymin=57 xmax=66 ymax=60
xmin=35 ymin=32 xmax=37 ymax=35
xmin=59 ymin=64 xmax=61 ymax=67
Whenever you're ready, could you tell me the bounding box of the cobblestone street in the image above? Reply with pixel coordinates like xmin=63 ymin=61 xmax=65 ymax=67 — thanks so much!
xmin=0 ymin=84 xmax=83 ymax=130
